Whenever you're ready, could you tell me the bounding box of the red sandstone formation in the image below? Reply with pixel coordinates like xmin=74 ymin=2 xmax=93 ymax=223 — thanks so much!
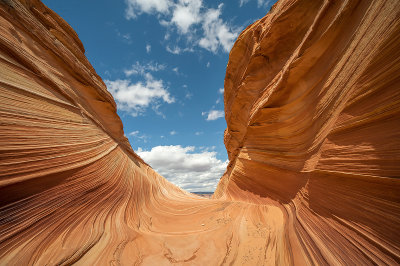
xmin=0 ymin=0 xmax=399 ymax=265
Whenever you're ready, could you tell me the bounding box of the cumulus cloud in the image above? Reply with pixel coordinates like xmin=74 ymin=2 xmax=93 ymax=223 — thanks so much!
xmin=170 ymin=130 xmax=177 ymax=135
xmin=199 ymin=4 xmax=237 ymax=53
xmin=137 ymin=145 xmax=227 ymax=191
xmin=146 ymin=44 xmax=151 ymax=53
xmin=219 ymin=88 xmax=224 ymax=94
xmin=202 ymin=110 xmax=224 ymax=121
xmin=124 ymin=0 xmax=239 ymax=53
xmin=171 ymin=0 xmax=202 ymax=34
xmin=105 ymin=73 xmax=174 ymax=116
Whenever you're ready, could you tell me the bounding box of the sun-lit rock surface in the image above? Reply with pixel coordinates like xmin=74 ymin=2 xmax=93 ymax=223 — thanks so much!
xmin=0 ymin=0 xmax=399 ymax=265
xmin=215 ymin=0 xmax=400 ymax=264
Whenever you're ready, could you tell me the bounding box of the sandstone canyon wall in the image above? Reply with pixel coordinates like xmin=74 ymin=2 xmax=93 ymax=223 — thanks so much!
xmin=0 ymin=0 xmax=399 ymax=265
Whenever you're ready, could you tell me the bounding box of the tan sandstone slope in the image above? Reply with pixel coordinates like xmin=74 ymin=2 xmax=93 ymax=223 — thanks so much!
xmin=0 ymin=0 xmax=399 ymax=265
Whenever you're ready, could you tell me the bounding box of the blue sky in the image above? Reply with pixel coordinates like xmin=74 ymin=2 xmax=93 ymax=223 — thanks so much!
xmin=43 ymin=0 xmax=274 ymax=192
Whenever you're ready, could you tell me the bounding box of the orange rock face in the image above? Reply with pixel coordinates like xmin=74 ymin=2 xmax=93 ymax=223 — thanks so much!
xmin=0 ymin=0 xmax=399 ymax=265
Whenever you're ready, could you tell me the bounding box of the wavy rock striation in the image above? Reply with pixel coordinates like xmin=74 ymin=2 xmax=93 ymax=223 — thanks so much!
xmin=0 ymin=0 xmax=399 ymax=265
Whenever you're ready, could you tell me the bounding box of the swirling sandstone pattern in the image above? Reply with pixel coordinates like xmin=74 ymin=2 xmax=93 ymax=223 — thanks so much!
xmin=0 ymin=0 xmax=399 ymax=265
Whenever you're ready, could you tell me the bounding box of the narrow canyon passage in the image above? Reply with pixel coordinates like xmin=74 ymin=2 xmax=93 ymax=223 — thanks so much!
xmin=0 ymin=0 xmax=400 ymax=265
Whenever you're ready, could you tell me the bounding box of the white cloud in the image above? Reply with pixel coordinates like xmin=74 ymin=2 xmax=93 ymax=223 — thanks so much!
xmin=257 ymin=0 xmax=271 ymax=8
xmin=195 ymin=131 xmax=203 ymax=135
xmin=129 ymin=130 xmax=139 ymax=136
xmin=172 ymin=67 xmax=179 ymax=74
xmin=166 ymin=46 xmax=181 ymax=54
xmin=124 ymin=61 xmax=166 ymax=77
xmin=105 ymin=73 xmax=174 ymax=116
xmin=170 ymin=130 xmax=177 ymax=135
xmin=171 ymin=0 xmax=202 ymax=34
xmin=146 ymin=44 xmax=151 ymax=53
xmin=202 ymin=110 xmax=224 ymax=121
xmin=239 ymin=0 xmax=250 ymax=7
xmin=166 ymin=45 xmax=194 ymax=54
xmin=199 ymin=4 xmax=237 ymax=53
xmin=239 ymin=0 xmax=272 ymax=8
xmin=125 ymin=0 xmax=172 ymax=19
xmin=219 ymin=88 xmax=224 ymax=94
xmin=185 ymin=92 xmax=193 ymax=99
xmin=125 ymin=0 xmax=239 ymax=54
xmin=200 ymin=146 xmax=216 ymax=151
xmin=206 ymin=61 xmax=210 ymax=68
xmin=137 ymin=145 xmax=227 ymax=191
xmin=129 ymin=130 xmax=149 ymax=142
xmin=121 ymin=34 xmax=132 ymax=43
xmin=115 ymin=29 xmax=132 ymax=44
